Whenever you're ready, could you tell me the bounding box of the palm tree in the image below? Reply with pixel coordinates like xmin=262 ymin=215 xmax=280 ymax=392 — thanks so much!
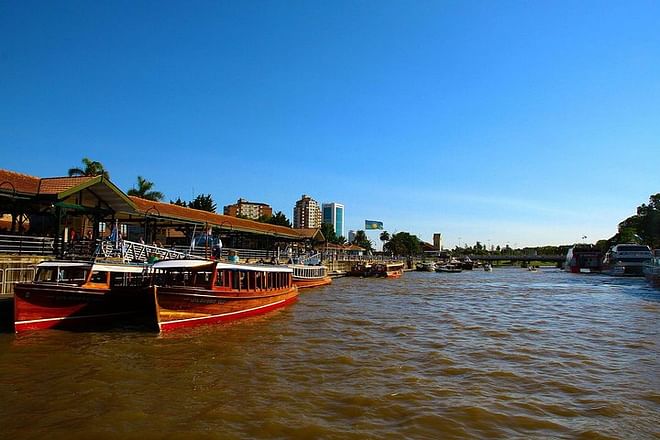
xmin=68 ymin=157 xmax=109 ymax=179
xmin=380 ymin=231 xmax=390 ymax=251
xmin=127 ymin=176 xmax=164 ymax=201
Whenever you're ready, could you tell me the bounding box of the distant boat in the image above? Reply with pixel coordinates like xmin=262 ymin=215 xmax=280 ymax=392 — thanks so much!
xmin=528 ymin=266 xmax=538 ymax=272
xmin=461 ymin=257 xmax=474 ymax=270
xmin=435 ymin=261 xmax=463 ymax=273
xmin=349 ymin=262 xmax=373 ymax=277
xmin=564 ymin=245 xmax=603 ymax=273
xmin=643 ymin=250 xmax=660 ymax=288
xmin=483 ymin=263 xmax=492 ymax=272
xmin=290 ymin=264 xmax=332 ymax=289
xmin=602 ymin=244 xmax=653 ymax=277
xmin=372 ymin=262 xmax=405 ymax=278
xmin=416 ymin=262 xmax=436 ymax=272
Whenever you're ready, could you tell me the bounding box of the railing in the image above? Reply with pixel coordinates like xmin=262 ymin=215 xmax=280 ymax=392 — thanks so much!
xmin=97 ymin=240 xmax=187 ymax=263
xmin=0 ymin=266 xmax=36 ymax=296
xmin=0 ymin=234 xmax=55 ymax=256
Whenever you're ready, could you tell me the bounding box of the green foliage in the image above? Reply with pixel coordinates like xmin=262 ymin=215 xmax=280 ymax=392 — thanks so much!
xmin=615 ymin=193 xmax=659 ymax=248
xmin=68 ymin=157 xmax=109 ymax=179
xmin=188 ymin=194 xmax=216 ymax=213
xmin=336 ymin=235 xmax=347 ymax=245
xmin=259 ymin=211 xmax=291 ymax=228
xmin=351 ymin=230 xmax=374 ymax=251
xmin=321 ymin=223 xmax=338 ymax=243
xmin=127 ymin=176 xmax=164 ymax=201
xmin=383 ymin=232 xmax=421 ymax=256
xmin=170 ymin=197 xmax=187 ymax=207
xmin=379 ymin=231 xmax=390 ymax=243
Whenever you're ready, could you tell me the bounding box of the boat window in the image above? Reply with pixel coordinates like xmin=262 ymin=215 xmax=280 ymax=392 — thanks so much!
xmin=193 ymin=270 xmax=213 ymax=288
xmin=35 ymin=267 xmax=88 ymax=285
xmin=89 ymin=271 xmax=109 ymax=284
xmin=215 ymin=270 xmax=230 ymax=288
xmin=618 ymin=246 xmax=650 ymax=252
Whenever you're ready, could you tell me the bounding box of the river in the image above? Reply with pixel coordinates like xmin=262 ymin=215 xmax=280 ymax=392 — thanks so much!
xmin=0 ymin=268 xmax=658 ymax=439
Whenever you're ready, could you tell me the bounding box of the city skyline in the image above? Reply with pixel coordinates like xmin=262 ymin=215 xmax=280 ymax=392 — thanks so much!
xmin=1 ymin=2 xmax=658 ymax=248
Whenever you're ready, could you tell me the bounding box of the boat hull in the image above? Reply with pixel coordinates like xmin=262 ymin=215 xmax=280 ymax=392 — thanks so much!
xmin=14 ymin=284 xmax=152 ymax=333
xmin=154 ymin=286 xmax=299 ymax=331
xmin=293 ymin=276 xmax=332 ymax=289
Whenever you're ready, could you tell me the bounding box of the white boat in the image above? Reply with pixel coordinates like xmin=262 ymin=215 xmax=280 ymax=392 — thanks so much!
xmin=483 ymin=263 xmax=492 ymax=272
xmin=416 ymin=262 xmax=436 ymax=272
xmin=602 ymin=244 xmax=653 ymax=277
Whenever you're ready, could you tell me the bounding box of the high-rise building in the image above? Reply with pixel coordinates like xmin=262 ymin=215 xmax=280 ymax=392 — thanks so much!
xmin=293 ymin=195 xmax=321 ymax=229
xmin=348 ymin=230 xmax=356 ymax=243
xmin=322 ymin=202 xmax=345 ymax=238
xmin=433 ymin=233 xmax=443 ymax=250
xmin=223 ymin=198 xmax=273 ymax=220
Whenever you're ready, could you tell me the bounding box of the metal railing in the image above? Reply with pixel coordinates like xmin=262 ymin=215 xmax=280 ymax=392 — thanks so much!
xmin=0 ymin=266 xmax=36 ymax=296
xmin=0 ymin=234 xmax=55 ymax=256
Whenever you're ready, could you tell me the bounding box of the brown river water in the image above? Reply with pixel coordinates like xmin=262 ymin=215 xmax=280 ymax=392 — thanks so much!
xmin=0 ymin=268 xmax=658 ymax=439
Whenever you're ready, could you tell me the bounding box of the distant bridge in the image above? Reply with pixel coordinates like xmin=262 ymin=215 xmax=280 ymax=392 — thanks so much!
xmin=461 ymin=254 xmax=565 ymax=263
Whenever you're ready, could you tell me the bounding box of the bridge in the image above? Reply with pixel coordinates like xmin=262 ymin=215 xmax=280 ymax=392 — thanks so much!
xmin=461 ymin=254 xmax=565 ymax=263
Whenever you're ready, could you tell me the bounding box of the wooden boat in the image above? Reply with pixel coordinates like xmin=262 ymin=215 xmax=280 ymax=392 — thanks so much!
xmin=372 ymin=262 xmax=405 ymax=278
xmin=290 ymin=264 xmax=332 ymax=289
xmin=349 ymin=262 xmax=372 ymax=277
xmin=152 ymin=259 xmax=298 ymax=331
xmin=14 ymin=260 xmax=152 ymax=333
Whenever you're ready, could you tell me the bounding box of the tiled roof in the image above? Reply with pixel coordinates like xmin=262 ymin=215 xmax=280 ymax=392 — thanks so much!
xmin=0 ymin=170 xmax=95 ymax=196
xmin=0 ymin=169 xmax=41 ymax=195
xmin=130 ymin=197 xmax=306 ymax=239
xmin=38 ymin=176 xmax=95 ymax=194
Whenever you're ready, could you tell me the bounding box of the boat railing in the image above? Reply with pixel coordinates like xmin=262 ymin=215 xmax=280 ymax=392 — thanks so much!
xmin=96 ymin=240 xmax=187 ymax=263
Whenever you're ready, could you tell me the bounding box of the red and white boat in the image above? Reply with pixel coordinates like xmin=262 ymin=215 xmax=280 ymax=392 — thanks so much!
xmin=152 ymin=259 xmax=298 ymax=331
xmin=564 ymin=245 xmax=603 ymax=273
xmin=290 ymin=264 xmax=332 ymax=289
xmin=14 ymin=261 xmax=152 ymax=333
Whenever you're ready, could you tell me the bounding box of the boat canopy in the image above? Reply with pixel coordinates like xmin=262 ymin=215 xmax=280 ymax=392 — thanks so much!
xmin=91 ymin=263 xmax=149 ymax=273
xmin=36 ymin=261 xmax=91 ymax=268
xmin=152 ymin=259 xmax=293 ymax=273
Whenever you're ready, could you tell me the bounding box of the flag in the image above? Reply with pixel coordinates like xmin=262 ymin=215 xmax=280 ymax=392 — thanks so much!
xmin=365 ymin=220 xmax=384 ymax=230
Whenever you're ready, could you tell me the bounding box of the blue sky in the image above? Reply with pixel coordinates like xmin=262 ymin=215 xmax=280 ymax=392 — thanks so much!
xmin=1 ymin=1 xmax=659 ymax=248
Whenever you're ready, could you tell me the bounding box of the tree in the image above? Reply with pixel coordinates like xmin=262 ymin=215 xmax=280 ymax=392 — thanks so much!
xmin=321 ymin=223 xmax=338 ymax=244
xmin=188 ymin=194 xmax=216 ymax=213
xmin=127 ymin=176 xmax=164 ymax=201
xmin=170 ymin=197 xmax=187 ymax=207
xmin=612 ymin=193 xmax=660 ymax=248
xmin=68 ymin=157 xmax=109 ymax=179
xmin=336 ymin=235 xmax=347 ymax=245
xmin=261 ymin=211 xmax=292 ymax=228
xmin=383 ymin=232 xmax=421 ymax=257
xmin=351 ymin=230 xmax=373 ymax=252
xmin=379 ymin=231 xmax=390 ymax=250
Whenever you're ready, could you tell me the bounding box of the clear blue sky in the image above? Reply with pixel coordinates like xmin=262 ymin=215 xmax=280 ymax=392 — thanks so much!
xmin=1 ymin=1 xmax=659 ymax=248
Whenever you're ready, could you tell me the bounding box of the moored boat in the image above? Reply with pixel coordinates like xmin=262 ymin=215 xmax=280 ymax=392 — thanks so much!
xmin=14 ymin=260 xmax=153 ymax=333
xmin=416 ymin=261 xmax=436 ymax=272
xmin=348 ymin=262 xmax=372 ymax=277
xmin=290 ymin=264 xmax=332 ymax=289
xmin=643 ymin=250 xmax=660 ymax=288
xmin=152 ymin=259 xmax=298 ymax=331
xmin=483 ymin=263 xmax=492 ymax=272
xmin=602 ymin=244 xmax=653 ymax=277
xmin=371 ymin=262 xmax=405 ymax=278
xmin=564 ymin=245 xmax=603 ymax=273
xmin=435 ymin=262 xmax=463 ymax=273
